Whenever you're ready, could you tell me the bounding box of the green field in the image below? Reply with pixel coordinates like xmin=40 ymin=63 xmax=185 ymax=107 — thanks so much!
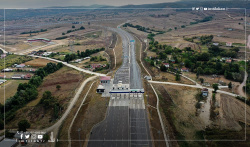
xmin=0 ymin=54 xmax=33 ymax=70
xmin=0 ymin=80 xmax=28 ymax=104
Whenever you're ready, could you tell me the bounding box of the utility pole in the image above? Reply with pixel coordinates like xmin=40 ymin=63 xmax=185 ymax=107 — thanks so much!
xmin=77 ymin=128 xmax=81 ymax=147
xmin=69 ymin=34 xmax=75 ymax=52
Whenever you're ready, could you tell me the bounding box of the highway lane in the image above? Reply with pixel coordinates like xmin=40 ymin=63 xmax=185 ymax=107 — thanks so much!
xmin=122 ymin=30 xmax=143 ymax=89
xmin=88 ymin=25 xmax=151 ymax=147
xmin=88 ymin=106 xmax=130 ymax=147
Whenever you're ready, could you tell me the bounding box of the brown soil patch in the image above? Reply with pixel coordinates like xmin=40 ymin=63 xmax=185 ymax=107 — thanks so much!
xmin=24 ymin=58 xmax=56 ymax=67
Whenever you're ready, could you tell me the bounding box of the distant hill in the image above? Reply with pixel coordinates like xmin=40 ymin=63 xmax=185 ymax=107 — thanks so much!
xmin=118 ymin=1 xmax=250 ymax=9
xmin=46 ymin=4 xmax=113 ymax=9
xmin=2 ymin=1 xmax=250 ymax=21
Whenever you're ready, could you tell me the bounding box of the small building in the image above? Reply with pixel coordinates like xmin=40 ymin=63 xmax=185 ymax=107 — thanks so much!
xmin=1 ymin=53 xmax=6 ymax=59
xmin=213 ymin=43 xmax=219 ymax=46
xmin=144 ymin=76 xmax=152 ymax=80
xmin=226 ymin=59 xmax=232 ymax=63
xmin=181 ymin=67 xmax=189 ymax=72
xmin=91 ymin=64 xmax=102 ymax=69
xmin=100 ymin=76 xmax=111 ymax=84
xmin=16 ymin=64 xmax=25 ymax=68
xmin=29 ymin=69 xmax=36 ymax=72
xmin=42 ymin=52 xmax=52 ymax=56
xmin=2 ymin=68 xmax=13 ymax=72
xmin=12 ymin=74 xmax=24 ymax=79
xmin=163 ymin=63 xmax=169 ymax=68
xmin=83 ymin=57 xmax=90 ymax=60
xmin=226 ymin=42 xmax=232 ymax=47
xmin=24 ymin=74 xmax=32 ymax=79
xmin=96 ymin=85 xmax=105 ymax=93
xmin=170 ymin=59 xmax=175 ymax=63
xmin=0 ymin=80 xmax=7 ymax=85
xmin=201 ymin=88 xmax=209 ymax=97
xmin=0 ymin=75 xmax=6 ymax=79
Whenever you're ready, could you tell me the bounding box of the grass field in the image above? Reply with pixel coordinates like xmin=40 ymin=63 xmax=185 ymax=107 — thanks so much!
xmin=84 ymin=31 xmax=102 ymax=38
xmin=0 ymin=54 xmax=33 ymax=70
xmin=6 ymin=66 xmax=90 ymax=129
xmin=0 ymin=80 xmax=28 ymax=104
xmin=24 ymin=58 xmax=56 ymax=67
xmin=56 ymin=79 xmax=109 ymax=147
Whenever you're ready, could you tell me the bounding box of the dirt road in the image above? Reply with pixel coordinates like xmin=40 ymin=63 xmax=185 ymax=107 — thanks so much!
xmin=237 ymin=34 xmax=250 ymax=97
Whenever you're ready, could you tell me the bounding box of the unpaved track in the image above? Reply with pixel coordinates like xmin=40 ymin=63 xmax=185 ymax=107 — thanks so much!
xmin=68 ymin=81 xmax=96 ymax=147
xmin=237 ymin=34 xmax=250 ymax=97
xmin=41 ymin=76 xmax=97 ymax=133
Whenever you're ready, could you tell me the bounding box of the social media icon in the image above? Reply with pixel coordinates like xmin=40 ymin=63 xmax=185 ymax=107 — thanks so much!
xmin=37 ymin=135 xmax=43 ymax=139
xmin=31 ymin=134 xmax=37 ymax=140
xmin=25 ymin=134 xmax=30 ymax=139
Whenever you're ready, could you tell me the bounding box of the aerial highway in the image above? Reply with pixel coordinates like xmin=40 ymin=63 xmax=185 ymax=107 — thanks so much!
xmin=88 ymin=24 xmax=152 ymax=147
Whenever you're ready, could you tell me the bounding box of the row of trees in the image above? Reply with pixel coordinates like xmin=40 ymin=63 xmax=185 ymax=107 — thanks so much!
xmin=62 ymin=26 xmax=85 ymax=35
xmin=90 ymin=56 xmax=106 ymax=62
xmin=123 ymin=23 xmax=165 ymax=34
xmin=190 ymin=16 xmax=213 ymax=25
xmin=20 ymin=29 xmax=47 ymax=34
xmin=64 ymin=48 xmax=105 ymax=62
xmin=2 ymin=62 xmax=63 ymax=124
xmin=208 ymin=45 xmax=239 ymax=58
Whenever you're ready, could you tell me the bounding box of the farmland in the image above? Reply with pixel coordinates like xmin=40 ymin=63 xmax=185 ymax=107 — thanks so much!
xmin=0 ymin=80 xmax=28 ymax=104
xmin=6 ymin=66 xmax=90 ymax=129
xmin=0 ymin=54 xmax=32 ymax=70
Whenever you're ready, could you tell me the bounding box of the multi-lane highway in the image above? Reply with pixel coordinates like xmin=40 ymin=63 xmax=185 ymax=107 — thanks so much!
xmin=88 ymin=25 xmax=152 ymax=147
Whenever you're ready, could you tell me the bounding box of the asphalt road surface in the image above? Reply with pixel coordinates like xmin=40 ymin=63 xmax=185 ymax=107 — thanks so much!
xmin=88 ymin=25 xmax=151 ymax=147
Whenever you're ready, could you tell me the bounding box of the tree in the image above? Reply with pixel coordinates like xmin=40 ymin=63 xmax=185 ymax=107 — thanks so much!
xmin=80 ymin=26 xmax=85 ymax=30
xmin=56 ymin=85 xmax=61 ymax=90
xmin=57 ymin=62 xmax=63 ymax=69
xmin=29 ymin=76 xmax=42 ymax=87
xmin=200 ymin=78 xmax=204 ymax=84
xmin=175 ymin=71 xmax=181 ymax=81
xmin=40 ymin=91 xmax=57 ymax=108
xmin=212 ymin=83 xmax=219 ymax=92
xmin=150 ymin=60 xmax=154 ymax=66
xmin=0 ymin=120 xmax=4 ymax=130
xmin=77 ymin=50 xmax=80 ymax=56
xmin=196 ymin=67 xmax=203 ymax=79
xmin=160 ymin=64 xmax=167 ymax=72
xmin=72 ymin=25 xmax=75 ymax=28
xmin=228 ymin=82 xmax=232 ymax=89
xmin=184 ymin=59 xmax=192 ymax=68
xmin=18 ymin=120 xmax=30 ymax=132
xmin=62 ymin=32 xmax=65 ymax=35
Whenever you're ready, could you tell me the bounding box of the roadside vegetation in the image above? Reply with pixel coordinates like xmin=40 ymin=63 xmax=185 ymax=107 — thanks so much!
xmin=145 ymin=34 xmax=245 ymax=82
xmin=2 ymin=62 xmax=63 ymax=128
xmin=20 ymin=29 xmax=47 ymax=35
xmin=64 ymin=47 xmax=105 ymax=62
xmin=62 ymin=26 xmax=85 ymax=35
xmin=123 ymin=23 xmax=165 ymax=34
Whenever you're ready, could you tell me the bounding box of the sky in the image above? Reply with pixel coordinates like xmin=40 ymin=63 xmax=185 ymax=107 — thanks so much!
xmin=0 ymin=0 xmax=179 ymax=8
